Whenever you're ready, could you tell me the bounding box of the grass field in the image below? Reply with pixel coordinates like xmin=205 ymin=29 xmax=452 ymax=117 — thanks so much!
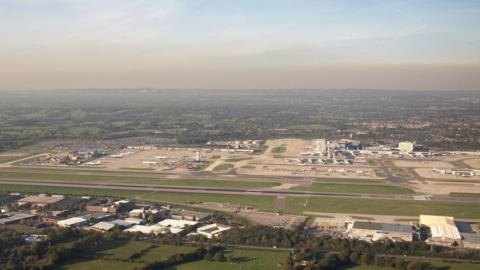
xmin=0 ymin=156 xmax=25 ymax=163
xmin=139 ymin=245 xmax=196 ymax=263
xmin=0 ymin=183 xmax=278 ymax=211
xmin=296 ymin=183 xmax=414 ymax=194
xmin=450 ymin=192 xmax=480 ymax=198
xmin=0 ymin=170 xmax=279 ymax=189
xmin=315 ymin=177 xmax=385 ymax=183
xmin=270 ymin=146 xmax=286 ymax=154
xmin=0 ymin=183 xmax=151 ymax=198
xmin=97 ymin=239 xmax=150 ymax=260
xmin=56 ymin=239 xmax=199 ymax=270
xmin=213 ymin=163 xmax=234 ymax=172
xmin=55 ymin=259 xmax=142 ymax=270
xmin=347 ymin=259 xmax=480 ymax=270
xmin=167 ymin=249 xmax=288 ymax=270
xmin=384 ymin=160 xmax=410 ymax=179
xmin=286 ymin=197 xmax=480 ymax=218
xmin=143 ymin=191 xmax=277 ymax=211
xmin=225 ymin=157 xmax=252 ymax=162
xmin=56 ymin=237 xmax=286 ymax=270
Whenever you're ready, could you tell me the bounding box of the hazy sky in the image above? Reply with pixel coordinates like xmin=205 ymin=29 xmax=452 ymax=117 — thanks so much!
xmin=1 ymin=0 xmax=479 ymax=90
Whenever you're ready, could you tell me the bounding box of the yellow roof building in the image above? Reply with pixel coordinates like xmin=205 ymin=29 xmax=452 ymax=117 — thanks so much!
xmin=419 ymin=215 xmax=461 ymax=240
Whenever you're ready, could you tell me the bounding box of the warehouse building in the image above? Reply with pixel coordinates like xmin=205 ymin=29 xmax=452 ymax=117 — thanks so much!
xmin=0 ymin=194 xmax=23 ymax=206
xmin=419 ymin=215 xmax=461 ymax=246
xmin=17 ymin=195 xmax=65 ymax=208
xmin=346 ymin=221 xmax=413 ymax=242
xmin=0 ymin=212 xmax=36 ymax=225
xmin=58 ymin=217 xmax=87 ymax=228
xmin=170 ymin=209 xmax=211 ymax=221
xmin=398 ymin=141 xmax=415 ymax=153
xmin=197 ymin=223 xmax=231 ymax=239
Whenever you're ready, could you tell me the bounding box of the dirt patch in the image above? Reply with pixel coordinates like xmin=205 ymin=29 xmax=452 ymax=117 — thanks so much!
xmin=464 ymin=158 xmax=480 ymax=169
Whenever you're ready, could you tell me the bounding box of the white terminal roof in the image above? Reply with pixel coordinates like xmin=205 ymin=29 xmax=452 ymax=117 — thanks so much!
xmin=419 ymin=215 xmax=461 ymax=240
xmin=158 ymin=219 xmax=198 ymax=229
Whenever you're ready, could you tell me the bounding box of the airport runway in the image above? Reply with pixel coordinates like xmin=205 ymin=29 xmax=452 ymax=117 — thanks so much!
xmin=1 ymin=177 xmax=479 ymax=203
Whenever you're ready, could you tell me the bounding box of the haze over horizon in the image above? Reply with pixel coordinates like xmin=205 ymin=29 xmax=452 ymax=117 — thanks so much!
xmin=1 ymin=0 xmax=479 ymax=91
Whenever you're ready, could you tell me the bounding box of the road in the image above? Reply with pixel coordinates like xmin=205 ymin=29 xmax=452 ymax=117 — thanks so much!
xmin=1 ymin=177 xmax=480 ymax=203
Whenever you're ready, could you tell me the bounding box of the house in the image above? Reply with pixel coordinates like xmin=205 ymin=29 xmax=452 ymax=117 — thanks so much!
xmin=197 ymin=223 xmax=231 ymax=239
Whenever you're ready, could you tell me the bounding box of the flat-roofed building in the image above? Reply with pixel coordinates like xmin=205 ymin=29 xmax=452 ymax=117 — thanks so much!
xmin=197 ymin=223 xmax=231 ymax=239
xmin=0 ymin=212 xmax=36 ymax=225
xmin=125 ymin=224 xmax=166 ymax=235
xmin=58 ymin=217 xmax=87 ymax=228
xmin=91 ymin=221 xmax=115 ymax=232
xmin=125 ymin=217 xmax=144 ymax=225
xmin=158 ymin=219 xmax=198 ymax=229
xmin=86 ymin=204 xmax=118 ymax=214
xmin=170 ymin=210 xmax=211 ymax=221
xmin=17 ymin=195 xmax=65 ymax=208
xmin=347 ymin=221 xmax=413 ymax=242
xmin=109 ymin=219 xmax=134 ymax=229
xmin=420 ymin=215 xmax=461 ymax=246
xmin=398 ymin=141 xmax=415 ymax=153
xmin=0 ymin=194 xmax=23 ymax=206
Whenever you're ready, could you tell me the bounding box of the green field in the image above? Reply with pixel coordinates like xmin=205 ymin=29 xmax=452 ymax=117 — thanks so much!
xmin=56 ymin=259 xmax=142 ymax=270
xmin=143 ymin=191 xmax=277 ymax=211
xmin=56 ymin=239 xmax=198 ymax=270
xmin=384 ymin=160 xmax=410 ymax=179
xmin=270 ymin=146 xmax=286 ymax=154
xmin=139 ymin=245 xmax=196 ymax=263
xmin=0 ymin=156 xmax=26 ymax=163
xmin=0 ymin=184 xmax=151 ymax=198
xmin=97 ymin=239 xmax=151 ymax=260
xmin=348 ymin=259 xmax=480 ymax=270
xmin=287 ymin=197 xmax=480 ymax=218
xmin=213 ymin=163 xmax=234 ymax=172
xmin=55 ymin=238 xmax=286 ymax=270
xmin=0 ymin=183 xmax=278 ymax=211
xmin=296 ymin=183 xmax=414 ymax=194
xmin=315 ymin=177 xmax=385 ymax=183
xmin=225 ymin=157 xmax=252 ymax=162
xmin=167 ymin=249 xmax=288 ymax=270
xmin=450 ymin=192 xmax=480 ymax=198
xmin=0 ymin=170 xmax=279 ymax=189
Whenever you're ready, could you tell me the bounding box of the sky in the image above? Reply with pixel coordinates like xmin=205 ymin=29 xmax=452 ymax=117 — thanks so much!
xmin=1 ymin=0 xmax=479 ymax=91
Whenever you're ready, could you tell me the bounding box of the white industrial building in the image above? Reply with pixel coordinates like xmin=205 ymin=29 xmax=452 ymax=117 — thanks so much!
xmin=58 ymin=217 xmax=87 ymax=228
xmin=197 ymin=223 xmax=231 ymax=239
xmin=125 ymin=225 xmax=166 ymax=235
xmin=158 ymin=219 xmax=198 ymax=229
xmin=420 ymin=215 xmax=462 ymax=246
xmin=91 ymin=221 xmax=115 ymax=232
xmin=346 ymin=221 xmax=413 ymax=242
